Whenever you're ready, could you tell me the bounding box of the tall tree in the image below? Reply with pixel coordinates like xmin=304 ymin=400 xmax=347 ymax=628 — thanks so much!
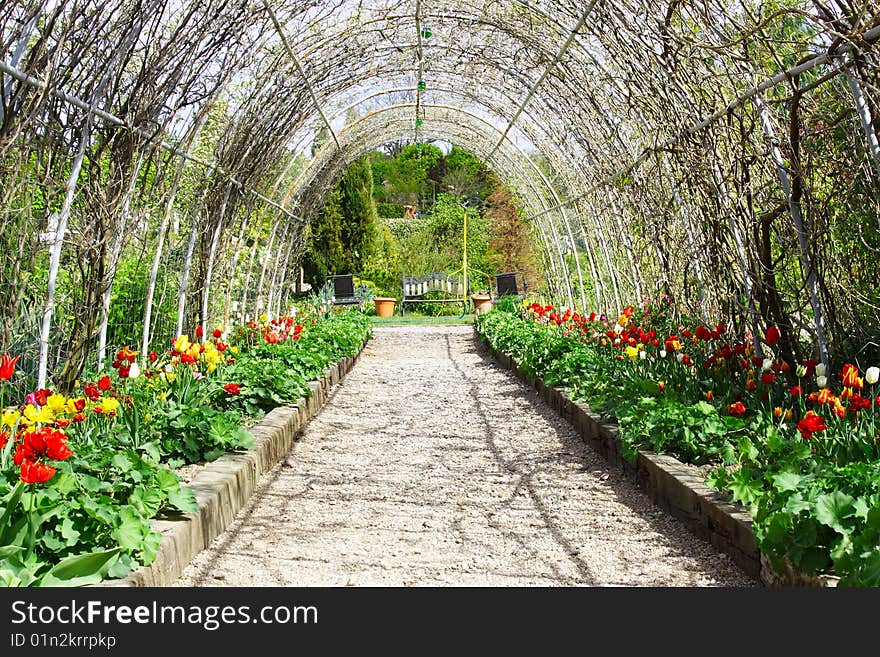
xmin=303 ymin=155 xmax=378 ymax=284
xmin=338 ymin=155 xmax=378 ymax=273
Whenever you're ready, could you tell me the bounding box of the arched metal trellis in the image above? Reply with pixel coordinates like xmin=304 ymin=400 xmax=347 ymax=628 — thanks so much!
xmin=1 ymin=0 xmax=879 ymax=389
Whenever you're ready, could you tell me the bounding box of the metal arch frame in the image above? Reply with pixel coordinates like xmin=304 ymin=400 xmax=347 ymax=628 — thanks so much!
xmin=289 ymin=109 xmax=572 ymax=300
xmin=292 ymin=101 xmax=592 ymax=307
xmin=261 ymin=0 xmax=340 ymax=149
xmin=486 ymin=0 xmax=600 ymax=159
xmin=266 ymin=6 xmax=618 ymax=155
xmin=4 ymin=0 xmax=880 ymax=326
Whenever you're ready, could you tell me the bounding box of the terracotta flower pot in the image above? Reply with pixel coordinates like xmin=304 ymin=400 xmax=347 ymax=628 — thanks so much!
xmin=471 ymin=293 xmax=493 ymax=315
xmin=374 ymin=297 xmax=397 ymax=318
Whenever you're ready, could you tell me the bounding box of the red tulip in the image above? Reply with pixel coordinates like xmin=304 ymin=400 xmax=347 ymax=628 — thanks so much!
xmin=797 ymin=411 xmax=827 ymax=439
xmin=223 ymin=383 xmax=241 ymax=395
xmin=0 ymin=353 xmax=21 ymax=380
xmin=764 ymin=325 xmax=780 ymax=345
xmin=728 ymin=402 xmax=747 ymax=416
xmin=19 ymin=460 xmax=56 ymax=484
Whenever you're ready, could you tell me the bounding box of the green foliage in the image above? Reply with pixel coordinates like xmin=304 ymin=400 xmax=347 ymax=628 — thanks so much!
xmin=222 ymin=311 xmax=371 ymax=417
xmin=338 ymin=156 xmax=378 ymax=271
xmin=303 ymin=186 xmax=346 ymax=284
xmin=376 ymin=202 xmax=405 ymax=218
xmin=0 ymin=430 xmax=198 ymax=586
xmin=0 ymin=306 xmax=369 ymax=586
xmin=476 ymin=304 xmax=880 ymax=585
xmin=303 ymin=156 xmax=378 ymax=285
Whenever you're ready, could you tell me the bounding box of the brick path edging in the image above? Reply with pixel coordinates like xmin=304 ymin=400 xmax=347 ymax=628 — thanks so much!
xmin=94 ymin=338 xmax=369 ymax=587
xmin=475 ymin=328 xmax=839 ymax=587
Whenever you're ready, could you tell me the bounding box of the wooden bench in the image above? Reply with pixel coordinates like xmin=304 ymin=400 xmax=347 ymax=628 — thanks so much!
xmin=400 ymin=272 xmax=467 ymax=315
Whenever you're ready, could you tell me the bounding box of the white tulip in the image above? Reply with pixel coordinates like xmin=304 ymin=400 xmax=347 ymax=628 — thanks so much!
xmin=676 ymin=353 xmax=684 ymax=363
xmin=816 ymin=375 xmax=828 ymax=388
xmin=659 ymin=350 xmax=667 ymax=358
xmin=795 ymin=364 xmax=807 ymax=379
xmin=639 ymin=350 xmax=647 ymax=360
xmin=815 ymin=363 xmax=827 ymax=377
xmin=127 ymin=362 xmax=140 ymax=379
xmin=866 ymin=367 xmax=880 ymax=385
xmin=762 ymin=358 xmax=773 ymax=371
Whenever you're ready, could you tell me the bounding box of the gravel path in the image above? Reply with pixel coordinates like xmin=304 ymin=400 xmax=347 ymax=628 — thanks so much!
xmin=177 ymin=324 xmax=756 ymax=587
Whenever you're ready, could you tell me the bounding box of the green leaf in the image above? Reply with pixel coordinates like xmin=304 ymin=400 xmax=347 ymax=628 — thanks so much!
xmin=112 ymin=507 xmax=148 ymax=551
xmin=203 ymin=448 xmax=225 ymax=461
xmin=38 ymin=548 xmax=122 ymax=587
xmin=78 ymin=474 xmax=110 ymax=493
xmin=737 ymin=436 xmax=759 ymax=462
xmin=141 ymin=441 xmax=162 ymax=463
xmin=60 ymin=517 xmax=81 ymax=547
xmin=866 ymin=506 xmax=880 ymax=531
xmin=107 ymin=553 xmax=133 ymax=580
xmin=0 ymin=546 xmax=25 ymax=560
xmin=52 ymin=473 xmax=77 ymax=495
xmin=0 ymin=569 xmax=23 ymax=587
xmin=815 ymin=491 xmax=856 ymax=534
xmin=129 ymin=486 xmax=164 ymax=518
xmin=139 ymin=530 xmax=162 ymax=565
xmin=728 ymin=468 xmax=763 ymax=508
xmin=793 ymin=519 xmax=817 ymax=547
xmin=168 ymin=487 xmax=198 ymax=513
xmin=0 ymin=482 xmax=24 ymax=543
xmin=850 ymin=551 xmax=880 ymax=587
xmin=772 ymin=471 xmax=803 ymax=493
xmin=41 ymin=530 xmax=66 ymax=552
xmin=782 ymin=494 xmax=811 ymax=515
xmin=765 ymin=428 xmax=785 ymax=453
xmin=112 ymin=453 xmax=132 ymax=473
xmin=853 ymin=497 xmax=870 ymax=522
xmin=155 ymin=468 xmax=180 ymax=493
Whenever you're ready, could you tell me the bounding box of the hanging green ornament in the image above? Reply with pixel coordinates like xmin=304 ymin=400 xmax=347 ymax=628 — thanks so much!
xmin=417 ymin=80 xmax=427 ymax=91
xmin=420 ymin=27 xmax=432 ymax=39
xmin=415 ymin=118 xmax=423 ymax=127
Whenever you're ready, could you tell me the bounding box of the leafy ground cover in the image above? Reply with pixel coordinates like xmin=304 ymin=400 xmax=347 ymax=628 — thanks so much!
xmin=476 ymin=296 xmax=880 ymax=586
xmin=0 ymin=306 xmax=370 ymax=586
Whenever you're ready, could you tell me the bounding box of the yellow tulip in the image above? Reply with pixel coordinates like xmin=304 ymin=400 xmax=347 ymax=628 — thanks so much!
xmin=173 ymin=335 xmax=190 ymax=354
xmin=22 ymin=403 xmax=53 ymax=425
xmin=46 ymin=393 xmax=67 ymax=413
xmin=2 ymin=408 xmax=20 ymax=428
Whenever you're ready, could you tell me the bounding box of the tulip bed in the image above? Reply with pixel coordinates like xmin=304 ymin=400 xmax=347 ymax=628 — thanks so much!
xmin=477 ymin=296 xmax=880 ymax=586
xmin=0 ymin=306 xmax=371 ymax=587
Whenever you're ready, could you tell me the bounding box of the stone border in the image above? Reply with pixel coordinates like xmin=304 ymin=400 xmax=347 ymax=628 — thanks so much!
xmin=94 ymin=338 xmax=370 ymax=587
xmin=475 ymin=331 xmax=839 ymax=587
